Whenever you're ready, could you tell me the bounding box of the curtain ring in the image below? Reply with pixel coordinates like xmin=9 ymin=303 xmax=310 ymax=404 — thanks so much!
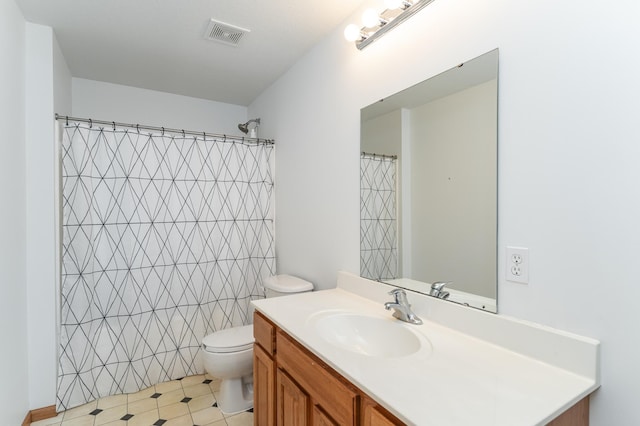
xmin=112 ymin=121 xmax=116 ymax=131
xmin=182 ymin=129 xmax=185 ymax=137
xmin=89 ymin=118 xmax=92 ymax=128
xmin=136 ymin=124 xmax=140 ymax=133
xmin=162 ymin=127 xmax=165 ymax=135
xmin=65 ymin=116 xmax=69 ymax=126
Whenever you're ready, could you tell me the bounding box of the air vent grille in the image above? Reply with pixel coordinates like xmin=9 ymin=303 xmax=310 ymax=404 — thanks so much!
xmin=204 ymin=19 xmax=250 ymax=46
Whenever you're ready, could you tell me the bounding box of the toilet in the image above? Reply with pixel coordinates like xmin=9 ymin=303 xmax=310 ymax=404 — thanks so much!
xmin=201 ymin=274 xmax=313 ymax=414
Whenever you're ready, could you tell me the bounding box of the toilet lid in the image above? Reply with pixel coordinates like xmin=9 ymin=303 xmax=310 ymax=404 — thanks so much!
xmin=263 ymin=274 xmax=314 ymax=293
xmin=202 ymin=324 xmax=254 ymax=353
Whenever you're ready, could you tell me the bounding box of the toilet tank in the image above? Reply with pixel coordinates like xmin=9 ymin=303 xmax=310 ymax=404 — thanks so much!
xmin=263 ymin=274 xmax=313 ymax=298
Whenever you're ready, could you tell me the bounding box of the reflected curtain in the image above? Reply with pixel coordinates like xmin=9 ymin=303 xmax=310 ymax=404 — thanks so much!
xmin=360 ymin=153 xmax=398 ymax=281
xmin=57 ymin=120 xmax=275 ymax=410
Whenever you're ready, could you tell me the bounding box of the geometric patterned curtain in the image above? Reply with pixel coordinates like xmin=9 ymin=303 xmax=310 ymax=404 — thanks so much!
xmin=57 ymin=120 xmax=275 ymax=411
xmin=360 ymin=153 xmax=397 ymax=281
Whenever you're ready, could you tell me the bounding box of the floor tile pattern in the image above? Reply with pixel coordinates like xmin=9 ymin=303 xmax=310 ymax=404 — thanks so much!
xmin=32 ymin=375 xmax=253 ymax=426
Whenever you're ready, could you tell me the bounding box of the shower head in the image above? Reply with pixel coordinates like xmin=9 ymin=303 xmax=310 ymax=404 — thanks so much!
xmin=238 ymin=118 xmax=261 ymax=135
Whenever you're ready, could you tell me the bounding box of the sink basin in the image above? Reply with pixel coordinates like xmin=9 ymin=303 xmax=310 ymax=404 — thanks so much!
xmin=313 ymin=313 xmax=424 ymax=358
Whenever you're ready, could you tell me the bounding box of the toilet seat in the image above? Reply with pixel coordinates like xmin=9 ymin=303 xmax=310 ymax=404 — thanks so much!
xmin=202 ymin=324 xmax=254 ymax=353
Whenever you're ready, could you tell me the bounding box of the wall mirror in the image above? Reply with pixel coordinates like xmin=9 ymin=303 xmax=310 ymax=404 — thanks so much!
xmin=360 ymin=49 xmax=498 ymax=312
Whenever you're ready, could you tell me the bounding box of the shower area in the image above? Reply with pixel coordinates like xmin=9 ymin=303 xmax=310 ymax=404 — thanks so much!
xmin=56 ymin=116 xmax=274 ymax=411
xmin=360 ymin=152 xmax=398 ymax=281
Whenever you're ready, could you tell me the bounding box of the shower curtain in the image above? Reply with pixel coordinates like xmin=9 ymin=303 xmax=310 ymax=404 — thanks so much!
xmin=57 ymin=120 xmax=275 ymax=411
xmin=360 ymin=153 xmax=398 ymax=281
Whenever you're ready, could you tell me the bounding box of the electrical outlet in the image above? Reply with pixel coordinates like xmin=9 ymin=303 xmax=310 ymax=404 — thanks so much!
xmin=506 ymin=246 xmax=529 ymax=284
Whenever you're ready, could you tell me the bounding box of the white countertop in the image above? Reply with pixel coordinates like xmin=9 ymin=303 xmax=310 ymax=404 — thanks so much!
xmin=252 ymin=272 xmax=600 ymax=426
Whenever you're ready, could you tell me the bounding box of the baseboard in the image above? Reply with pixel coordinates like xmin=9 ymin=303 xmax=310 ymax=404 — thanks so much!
xmin=21 ymin=405 xmax=57 ymax=426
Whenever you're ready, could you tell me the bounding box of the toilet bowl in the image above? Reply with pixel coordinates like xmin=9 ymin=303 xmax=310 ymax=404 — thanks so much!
xmin=202 ymin=325 xmax=255 ymax=414
xmin=201 ymin=274 xmax=313 ymax=414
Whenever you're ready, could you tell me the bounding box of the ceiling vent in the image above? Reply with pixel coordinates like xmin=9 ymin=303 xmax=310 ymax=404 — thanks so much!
xmin=204 ymin=19 xmax=250 ymax=47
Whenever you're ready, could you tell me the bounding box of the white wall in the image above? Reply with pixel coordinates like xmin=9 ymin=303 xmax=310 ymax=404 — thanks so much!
xmin=72 ymin=78 xmax=248 ymax=135
xmin=249 ymin=0 xmax=640 ymax=423
xmin=0 ymin=0 xmax=29 ymax=423
xmin=25 ymin=22 xmax=72 ymax=410
xmin=53 ymin=35 xmax=72 ymax=116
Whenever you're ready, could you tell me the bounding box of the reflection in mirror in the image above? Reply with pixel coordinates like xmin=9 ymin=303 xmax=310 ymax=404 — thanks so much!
xmin=360 ymin=49 xmax=498 ymax=312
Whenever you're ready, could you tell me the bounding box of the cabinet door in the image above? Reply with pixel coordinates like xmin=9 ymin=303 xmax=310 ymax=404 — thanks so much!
xmin=276 ymin=330 xmax=357 ymax=425
xmin=312 ymin=405 xmax=338 ymax=426
xmin=361 ymin=397 xmax=404 ymax=426
xmin=254 ymin=344 xmax=275 ymax=426
xmin=276 ymin=369 xmax=309 ymax=426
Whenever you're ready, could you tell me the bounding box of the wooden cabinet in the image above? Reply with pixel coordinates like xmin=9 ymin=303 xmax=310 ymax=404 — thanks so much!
xmin=276 ymin=329 xmax=358 ymax=425
xmin=547 ymin=397 xmax=589 ymax=426
xmin=361 ymin=397 xmax=404 ymax=426
xmin=254 ymin=312 xmax=276 ymax=426
xmin=254 ymin=311 xmax=590 ymax=426
xmin=276 ymin=369 xmax=309 ymax=426
xmin=253 ymin=344 xmax=275 ymax=426
xmin=254 ymin=310 xmax=275 ymax=356
xmin=312 ymin=405 xmax=338 ymax=426
xmin=253 ymin=312 xmax=402 ymax=426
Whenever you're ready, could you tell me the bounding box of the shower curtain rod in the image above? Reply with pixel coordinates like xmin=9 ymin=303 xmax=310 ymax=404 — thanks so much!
xmin=361 ymin=151 xmax=397 ymax=160
xmin=55 ymin=114 xmax=274 ymax=144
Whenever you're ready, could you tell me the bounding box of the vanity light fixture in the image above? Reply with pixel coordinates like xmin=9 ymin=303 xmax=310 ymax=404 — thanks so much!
xmin=344 ymin=0 xmax=436 ymax=50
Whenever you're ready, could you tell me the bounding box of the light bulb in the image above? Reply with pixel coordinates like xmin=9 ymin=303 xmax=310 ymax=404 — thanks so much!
xmin=384 ymin=0 xmax=403 ymax=9
xmin=343 ymin=24 xmax=361 ymax=42
xmin=361 ymin=8 xmax=380 ymax=28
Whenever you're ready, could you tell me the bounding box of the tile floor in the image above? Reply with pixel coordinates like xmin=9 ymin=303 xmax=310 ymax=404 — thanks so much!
xmin=31 ymin=374 xmax=253 ymax=426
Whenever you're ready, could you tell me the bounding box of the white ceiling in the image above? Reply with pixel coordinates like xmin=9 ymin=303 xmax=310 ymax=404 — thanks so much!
xmin=16 ymin=0 xmax=367 ymax=106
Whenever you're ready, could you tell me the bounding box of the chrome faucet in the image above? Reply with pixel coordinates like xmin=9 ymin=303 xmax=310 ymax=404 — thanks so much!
xmin=430 ymin=281 xmax=451 ymax=299
xmin=384 ymin=288 xmax=423 ymax=325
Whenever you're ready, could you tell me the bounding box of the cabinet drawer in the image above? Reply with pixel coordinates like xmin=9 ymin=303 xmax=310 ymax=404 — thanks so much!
xmin=254 ymin=311 xmax=276 ymax=356
xmin=276 ymin=330 xmax=358 ymax=425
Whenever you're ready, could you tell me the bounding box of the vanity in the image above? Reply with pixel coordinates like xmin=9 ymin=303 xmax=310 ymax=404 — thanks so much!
xmin=253 ymin=311 xmax=401 ymax=425
xmin=251 ymin=272 xmax=599 ymax=425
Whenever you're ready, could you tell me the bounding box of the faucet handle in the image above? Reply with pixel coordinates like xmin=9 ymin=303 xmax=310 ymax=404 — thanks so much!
xmin=430 ymin=281 xmax=452 ymax=298
xmin=388 ymin=288 xmax=408 ymax=304
xmin=431 ymin=281 xmax=451 ymax=291
xmin=385 ymin=288 xmax=422 ymax=325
